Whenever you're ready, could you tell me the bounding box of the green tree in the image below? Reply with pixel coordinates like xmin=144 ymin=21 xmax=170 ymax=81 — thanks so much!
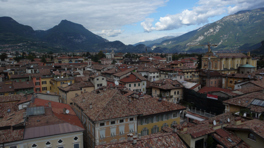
xmin=26 ymin=55 xmax=35 ymax=61
xmin=112 ymin=59 xmax=117 ymax=64
xmin=98 ymin=51 xmax=106 ymax=59
xmin=41 ymin=56 xmax=47 ymax=63
xmin=0 ymin=53 xmax=7 ymax=61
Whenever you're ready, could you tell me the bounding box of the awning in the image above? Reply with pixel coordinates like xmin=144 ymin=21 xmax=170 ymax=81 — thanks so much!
xmin=186 ymin=113 xmax=205 ymax=121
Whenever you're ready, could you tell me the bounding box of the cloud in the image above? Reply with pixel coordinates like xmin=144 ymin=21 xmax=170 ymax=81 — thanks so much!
xmin=0 ymin=0 xmax=167 ymax=31
xmin=141 ymin=0 xmax=264 ymax=32
xmin=98 ymin=29 xmax=123 ymax=37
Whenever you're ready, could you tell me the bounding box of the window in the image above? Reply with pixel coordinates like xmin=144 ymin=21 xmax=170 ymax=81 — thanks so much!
xmin=230 ymin=81 xmax=233 ymax=84
xmin=129 ymin=123 xmax=134 ymax=133
xmin=143 ymin=82 xmax=145 ymax=85
xmin=138 ymin=83 xmax=140 ymax=86
xmin=100 ymin=129 xmax=105 ymax=139
xmin=97 ymin=78 xmax=99 ymax=81
xmin=97 ymin=84 xmax=102 ymax=87
xmin=36 ymin=78 xmax=40 ymax=80
xmin=102 ymin=78 xmax=104 ymax=80
xmin=58 ymin=139 xmax=63 ymax=144
xmin=134 ymin=84 xmax=136 ymax=87
xmin=35 ymin=82 xmax=40 ymax=86
xmin=110 ymin=127 xmax=116 ymax=137
xmin=111 ymin=121 xmax=115 ymax=125
xmin=152 ymin=125 xmax=159 ymax=134
xmin=248 ymin=133 xmax=256 ymax=141
xmin=100 ymin=122 xmax=105 ymax=126
xmin=46 ymin=141 xmax=51 ymax=146
xmin=42 ymin=87 xmax=47 ymax=91
xmin=119 ymin=119 xmax=124 ymax=123
xmin=32 ymin=144 xmax=37 ymax=148
xmin=119 ymin=125 xmax=125 ymax=135
xmin=42 ymin=81 xmax=47 ymax=84
xmin=10 ymin=146 xmax=17 ymax=148
xmin=129 ymin=84 xmax=131 ymax=87
xmin=173 ymin=112 xmax=178 ymax=118
xmin=74 ymin=137 xmax=78 ymax=141
xmin=174 ymin=91 xmax=176 ymax=95
xmin=129 ymin=118 xmax=134 ymax=121
xmin=177 ymin=91 xmax=179 ymax=95
xmin=141 ymin=127 xmax=148 ymax=136
xmin=74 ymin=144 xmax=79 ymax=148
xmin=35 ymin=88 xmax=40 ymax=92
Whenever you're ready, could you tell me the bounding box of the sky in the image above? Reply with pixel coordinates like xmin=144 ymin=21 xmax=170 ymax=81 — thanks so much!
xmin=0 ymin=0 xmax=264 ymax=45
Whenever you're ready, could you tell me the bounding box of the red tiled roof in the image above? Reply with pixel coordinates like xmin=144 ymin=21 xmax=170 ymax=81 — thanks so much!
xmin=225 ymin=119 xmax=264 ymax=140
xmin=72 ymin=89 xmax=185 ymax=121
xmin=96 ymin=133 xmax=187 ymax=148
xmin=32 ymin=98 xmax=84 ymax=128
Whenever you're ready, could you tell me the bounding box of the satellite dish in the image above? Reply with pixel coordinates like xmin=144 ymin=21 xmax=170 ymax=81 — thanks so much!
xmin=213 ymin=120 xmax=216 ymax=125
xmin=227 ymin=118 xmax=230 ymax=122
xmin=243 ymin=113 xmax=247 ymax=117
xmin=65 ymin=109 xmax=70 ymax=114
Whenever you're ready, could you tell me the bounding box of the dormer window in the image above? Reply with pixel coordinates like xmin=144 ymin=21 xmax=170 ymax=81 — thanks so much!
xmin=32 ymin=144 xmax=37 ymax=148
xmin=58 ymin=139 xmax=63 ymax=144
xmin=46 ymin=141 xmax=51 ymax=146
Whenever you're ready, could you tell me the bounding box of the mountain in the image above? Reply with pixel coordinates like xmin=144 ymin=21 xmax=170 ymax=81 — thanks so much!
xmin=134 ymin=36 xmax=175 ymax=47
xmin=252 ymin=40 xmax=264 ymax=54
xmin=0 ymin=16 xmax=36 ymax=44
xmin=152 ymin=8 xmax=264 ymax=53
xmin=0 ymin=17 xmax=147 ymax=52
xmin=39 ymin=20 xmax=108 ymax=51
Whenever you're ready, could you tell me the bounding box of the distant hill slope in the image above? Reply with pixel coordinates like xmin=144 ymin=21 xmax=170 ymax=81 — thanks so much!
xmin=39 ymin=20 xmax=108 ymax=50
xmin=134 ymin=36 xmax=175 ymax=47
xmin=152 ymin=8 xmax=264 ymax=53
xmin=252 ymin=40 xmax=264 ymax=54
xmin=0 ymin=17 xmax=147 ymax=52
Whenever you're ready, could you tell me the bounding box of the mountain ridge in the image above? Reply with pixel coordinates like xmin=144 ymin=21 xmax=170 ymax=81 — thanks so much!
xmin=151 ymin=8 xmax=264 ymax=53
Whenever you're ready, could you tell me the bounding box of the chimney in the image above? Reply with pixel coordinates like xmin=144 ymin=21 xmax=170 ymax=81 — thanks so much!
xmin=132 ymin=135 xmax=137 ymax=145
xmin=127 ymin=133 xmax=133 ymax=142
xmin=48 ymin=102 xmax=51 ymax=107
xmin=90 ymin=103 xmax=92 ymax=109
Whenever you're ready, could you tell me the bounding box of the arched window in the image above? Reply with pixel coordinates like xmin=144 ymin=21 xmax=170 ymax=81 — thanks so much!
xmin=151 ymin=125 xmax=159 ymax=134
xmin=141 ymin=127 xmax=148 ymax=136
xmin=171 ymin=121 xmax=177 ymax=127
xmin=32 ymin=144 xmax=37 ymax=148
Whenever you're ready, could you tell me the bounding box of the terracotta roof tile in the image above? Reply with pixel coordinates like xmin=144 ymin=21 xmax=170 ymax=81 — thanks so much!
xmin=225 ymin=119 xmax=264 ymax=140
xmin=96 ymin=133 xmax=187 ymax=148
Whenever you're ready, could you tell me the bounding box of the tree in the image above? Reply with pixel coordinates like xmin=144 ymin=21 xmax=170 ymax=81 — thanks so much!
xmin=97 ymin=51 xmax=106 ymax=59
xmin=112 ymin=59 xmax=117 ymax=64
xmin=41 ymin=56 xmax=46 ymax=63
xmin=0 ymin=53 xmax=7 ymax=61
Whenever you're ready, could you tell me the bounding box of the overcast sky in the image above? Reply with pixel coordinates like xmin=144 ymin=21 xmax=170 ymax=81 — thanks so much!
xmin=1 ymin=0 xmax=264 ymax=44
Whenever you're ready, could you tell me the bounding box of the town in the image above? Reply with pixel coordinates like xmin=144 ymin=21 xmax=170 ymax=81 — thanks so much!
xmin=0 ymin=45 xmax=263 ymax=148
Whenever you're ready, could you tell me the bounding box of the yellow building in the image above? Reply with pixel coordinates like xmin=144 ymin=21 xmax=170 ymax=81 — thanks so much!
xmin=222 ymin=73 xmax=252 ymax=90
xmin=71 ymin=88 xmax=186 ymax=148
xmin=202 ymin=50 xmax=257 ymax=74
xmin=41 ymin=76 xmax=53 ymax=93
xmin=58 ymin=81 xmax=94 ymax=104
xmin=50 ymin=76 xmax=75 ymax=94
xmin=151 ymin=79 xmax=184 ymax=104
